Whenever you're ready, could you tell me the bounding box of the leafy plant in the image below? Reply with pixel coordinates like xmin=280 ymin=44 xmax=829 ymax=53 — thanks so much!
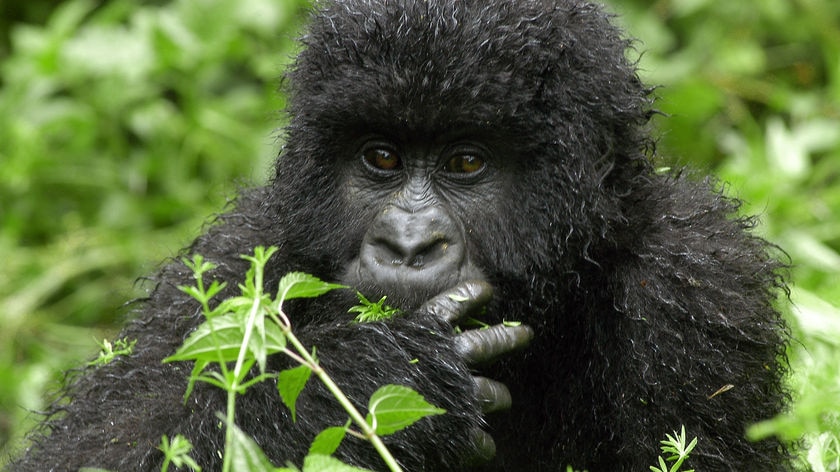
xmin=349 ymin=293 xmax=402 ymax=323
xmin=87 ymin=337 xmax=137 ymax=367
xmin=159 ymin=434 xmax=202 ymax=472
xmin=164 ymin=247 xmax=444 ymax=472
xmin=649 ymin=426 xmax=697 ymax=472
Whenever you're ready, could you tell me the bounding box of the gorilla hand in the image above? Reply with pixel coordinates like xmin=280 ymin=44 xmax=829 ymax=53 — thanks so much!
xmin=417 ymin=280 xmax=534 ymax=462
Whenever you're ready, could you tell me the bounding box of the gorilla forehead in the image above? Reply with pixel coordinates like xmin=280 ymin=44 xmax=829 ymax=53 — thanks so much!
xmin=289 ymin=0 xmax=632 ymax=135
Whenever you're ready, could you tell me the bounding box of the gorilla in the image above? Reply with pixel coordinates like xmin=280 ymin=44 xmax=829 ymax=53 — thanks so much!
xmin=9 ymin=0 xmax=791 ymax=470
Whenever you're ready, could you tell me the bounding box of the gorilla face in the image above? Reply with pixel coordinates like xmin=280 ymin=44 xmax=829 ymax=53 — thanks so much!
xmin=338 ymin=135 xmax=497 ymax=307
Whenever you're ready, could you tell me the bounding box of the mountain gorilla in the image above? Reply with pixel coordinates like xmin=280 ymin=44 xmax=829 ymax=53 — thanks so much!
xmin=10 ymin=0 xmax=791 ymax=470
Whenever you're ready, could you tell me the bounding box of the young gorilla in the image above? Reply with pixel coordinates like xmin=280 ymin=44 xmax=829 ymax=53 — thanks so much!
xmin=10 ymin=0 xmax=791 ymax=470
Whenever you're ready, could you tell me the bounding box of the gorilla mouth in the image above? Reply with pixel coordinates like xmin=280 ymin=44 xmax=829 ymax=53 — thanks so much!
xmin=341 ymin=259 xmax=483 ymax=310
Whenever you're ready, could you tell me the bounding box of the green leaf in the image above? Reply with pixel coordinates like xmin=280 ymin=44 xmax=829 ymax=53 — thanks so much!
xmin=349 ymin=292 xmax=402 ymax=323
xmin=278 ymin=272 xmax=346 ymax=301
xmin=302 ymin=454 xmax=372 ymax=472
xmin=365 ymin=385 xmax=445 ymax=436
xmin=181 ymin=254 xmax=217 ymax=277
xmin=87 ymin=337 xmax=136 ymax=367
xmin=164 ymin=314 xmax=244 ymax=363
xmin=227 ymin=422 xmax=279 ymax=472
xmin=181 ymin=359 xmax=209 ymax=402
xmin=215 ymin=295 xmax=259 ymax=314
xmin=278 ymin=364 xmax=313 ymax=422
xmin=163 ymin=313 xmax=286 ymax=364
xmin=159 ymin=434 xmax=202 ymax=471
xmin=308 ymin=425 xmax=348 ymax=456
xmin=249 ymin=316 xmax=288 ymax=374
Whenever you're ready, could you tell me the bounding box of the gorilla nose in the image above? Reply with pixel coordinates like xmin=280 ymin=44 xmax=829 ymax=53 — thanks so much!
xmin=360 ymin=205 xmax=465 ymax=285
xmin=374 ymin=234 xmax=445 ymax=267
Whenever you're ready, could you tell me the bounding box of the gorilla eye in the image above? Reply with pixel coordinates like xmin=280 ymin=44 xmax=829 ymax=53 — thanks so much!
xmin=445 ymin=154 xmax=486 ymax=174
xmin=362 ymin=147 xmax=401 ymax=172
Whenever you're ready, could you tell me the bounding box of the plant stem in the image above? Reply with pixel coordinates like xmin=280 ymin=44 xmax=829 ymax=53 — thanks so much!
xmin=223 ymin=270 xmax=265 ymax=472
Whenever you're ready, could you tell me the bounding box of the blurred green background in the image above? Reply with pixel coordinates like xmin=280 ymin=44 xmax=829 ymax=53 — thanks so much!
xmin=0 ymin=0 xmax=838 ymax=469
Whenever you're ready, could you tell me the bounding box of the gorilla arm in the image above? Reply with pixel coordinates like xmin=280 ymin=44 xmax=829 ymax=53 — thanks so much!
xmin=585 ymin=175 xmax=789 ymax=470
xmin=8 ymin=270 xmax=530 ymax=472
xmin=236 ymin=280 xmax=533 ymax=469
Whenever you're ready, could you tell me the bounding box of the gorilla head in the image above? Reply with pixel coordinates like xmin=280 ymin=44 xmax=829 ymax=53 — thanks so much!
xmin=269 ymin=0 xmax=653 ymax=309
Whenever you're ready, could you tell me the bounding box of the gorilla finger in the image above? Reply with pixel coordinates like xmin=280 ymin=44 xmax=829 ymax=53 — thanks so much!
xmin=419 ymin=280 xmax=493 ymax=324
xmin=455 ymin=324 xmax=534 ymax=365
xmin=464 ymin=428 xmax=496 ymax=466
xmin=473 ymin=376 xmax=512 ymax=413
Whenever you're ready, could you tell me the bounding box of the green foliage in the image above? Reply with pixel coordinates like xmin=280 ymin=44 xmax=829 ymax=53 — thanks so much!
xmin=277 ymin=454 xmax=372 ymax=472
xmin=349 ymin=293 xmax=403 ymax=323
xmin=308 ymin=423 xmax=350 ymax=457
xmin=86 ymin=337 xmax=136 ymax=367
xmin=224 ymin=421 xmax=280 ymax=472
xmin=278 ymin=364 xmax=314 ymax=423
xmin=649 ymin=426 xmax=697 ymax=472
xmin=168 ymin=247 xmax=443 ymax=471
xmin=0 ymin=0 xmax=310 ymax=460
xmin=365 ymin=385 xmax=446 ymax=436
xmin=748 ymin=290 xmax=840 ymax=470
xmin=605 ymin=1 xmax=840 ymax=469
xmin=159 ymin=434 xmax=202 ymax=472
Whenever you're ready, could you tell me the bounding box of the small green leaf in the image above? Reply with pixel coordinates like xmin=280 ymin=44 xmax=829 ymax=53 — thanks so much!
xmin=349 ymin=292 xmax=402 ymax=323
xmin=462 ymin=317 xmax=490 ymax=329
xmin=215 ymin=295 xmax=256 ymax=314
xmin=179 ymin=285 xmax=209 ymax=302
xmin=87 ymin=337 xmax=136 ymax=367
xmin=278 ymin=272 xmax=346 ymax=301
xmin=249 ymin=317 xmax=288 ymax=374
xmin=163 ymin=313 xmax=285 ymax=364
xmin=308 ymin=425 xmax=348 ymax=456
xmin=227 ymin=421 xmax=279 ymax=472
xmin=302 ymin=454 xmax=372 ymax=472
xmin=159 ymin=434 xmax=202 ymax=471
xmin=181 ymin=359 xmax=210 ymax=402
xmin=365 ymin=385 xmax=445 ymax=436
xmin=278 ymin=364 xmax=313 ymax=422
xmin=164 ymin=315 xmax=244 ymax=363
xmin=182 ymin=254 xmax=217 ymax=275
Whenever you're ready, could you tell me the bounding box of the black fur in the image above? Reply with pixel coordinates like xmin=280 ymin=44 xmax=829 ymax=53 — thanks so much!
xmin=9 ymin=0 xmax=790 ymax=470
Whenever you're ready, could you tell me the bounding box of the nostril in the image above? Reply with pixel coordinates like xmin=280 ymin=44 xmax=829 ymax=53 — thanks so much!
xmin=372 ymin=236 xmax=450 ymax=268
xmin=408 ymin=236 xmax=448 ymax=267
xmin=370 ymin=238 xmax=405 ymax=266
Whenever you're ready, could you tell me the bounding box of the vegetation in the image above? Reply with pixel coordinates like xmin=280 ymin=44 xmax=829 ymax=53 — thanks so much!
xmin=1 ymin=0 xmax=838 ymax=469
xmin=160 ymin=248 xmax=442 ymax=471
